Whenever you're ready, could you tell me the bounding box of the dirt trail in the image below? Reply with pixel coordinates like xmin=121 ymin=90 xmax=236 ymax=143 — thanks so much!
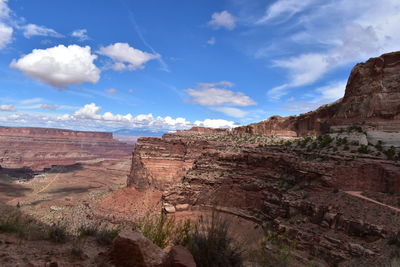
xmin=345 ymin=191 xmax=400 ymax=213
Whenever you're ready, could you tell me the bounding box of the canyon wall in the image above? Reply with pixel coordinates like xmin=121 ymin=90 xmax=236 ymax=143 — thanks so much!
xmin=234 ymin=51 xmax=400 ymax=139
xmin=127 ymin=51 xmax=400 ymax=265
xmin=0 ymin=126 xmax=133 ymax=170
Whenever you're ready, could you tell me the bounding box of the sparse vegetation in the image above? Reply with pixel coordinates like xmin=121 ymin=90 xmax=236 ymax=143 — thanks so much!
xmin=183 ymin=212 xmax=244 ymax=267
xmin=47 ymin=222 xmax=68 ymax=243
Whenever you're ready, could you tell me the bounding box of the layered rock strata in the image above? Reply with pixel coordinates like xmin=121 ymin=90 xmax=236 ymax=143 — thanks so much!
xmin=0 ymin=126 xmax=133 ymax=170
xmin=127 ymin=52 xmax=400 ymax=265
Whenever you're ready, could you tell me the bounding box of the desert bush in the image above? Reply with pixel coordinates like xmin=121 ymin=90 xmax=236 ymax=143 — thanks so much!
xmin=357 ymin=145 xmax=371 ymax=154
xmin=133 ymin=213 xmax=182 ymax=248
xmin=78 ymin=223 xmax=119 ymax=246
xmin=375 ymin=140 xmax=384 ymax=151
xmin=0 ymin=214 xmax=28 ymax=238
xmin=385 ymin=146 xmax=397 ymax=160
xmin=248 ymin=227 xmax=296 ymax=267
xmin=95 ymin=228 xmax=119 ymax=246
xmin=48 ymin=222 xmax=68 ymax=243
xmin=184 ymin=212 xmax=243 ymax=267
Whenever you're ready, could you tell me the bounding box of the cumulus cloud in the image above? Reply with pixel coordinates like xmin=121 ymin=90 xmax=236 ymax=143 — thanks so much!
xmin=185 ymin=82 xmax=256 ymax=107
xmin=208 ymin=11 xmax=236 ymax=30
xmin=97 ymin=42 xmax=160 ymax=71
xmin=21 ymin=24 xmax=63 ymax=38
xmin=71 ymin=29 xmax=89 ymax=41
xmin=265 ymin=0 xmax=400 ymax=100
xmin=0 ymin=103 xmax=238 ymax=132
xmin=0 ymin=104 xmax=15 ymax=112
xmin=211 ymin=107 xmax=248 ymax=118
xmin=0 ymin=22 xmax=12 ymax=49
xmin=106 ymin=88 xmax=118 ymax=94
xmin=10 ymin=45 xmax=100 ymax=88
xmin=40 ymin=104 xmax=59 ymax=110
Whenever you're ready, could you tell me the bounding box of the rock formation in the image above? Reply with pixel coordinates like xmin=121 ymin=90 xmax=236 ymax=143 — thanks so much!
xmin=0 ymin=126 xmax=133 ymax=170
xmin=234 ymin=51 xmax=400 ymax=144
xmin=126 ymin=52 xmax=400 ymax=265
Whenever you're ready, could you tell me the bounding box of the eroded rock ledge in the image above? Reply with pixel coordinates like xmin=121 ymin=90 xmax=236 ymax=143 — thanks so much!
xmin=127 ymin=51 xmax=400 ymax=265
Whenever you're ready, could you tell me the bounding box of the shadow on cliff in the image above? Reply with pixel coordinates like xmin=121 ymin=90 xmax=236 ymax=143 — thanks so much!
xmin=42 ymin=163 xmax=83 ymax=174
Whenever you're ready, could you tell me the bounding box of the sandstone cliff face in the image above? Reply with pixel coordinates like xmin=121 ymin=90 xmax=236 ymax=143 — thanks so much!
xmin=0 ymin=126 xmax=133 ymax=170
xmin=127 ymin=52 xmax=400 ymax=265
xmin=235 ymin=51 xmax=400 ymax=138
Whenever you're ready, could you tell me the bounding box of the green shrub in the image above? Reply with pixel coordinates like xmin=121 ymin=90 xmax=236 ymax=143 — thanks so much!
xmin=184 ymin=212 xmax=243 ymax=267
xmin=133 ymin=213 xmax=180 ymax=248
xmin=357 ymin=145 xmax=371 ymax=154
xmin=385 ymin=146 xmax=397 ymax=160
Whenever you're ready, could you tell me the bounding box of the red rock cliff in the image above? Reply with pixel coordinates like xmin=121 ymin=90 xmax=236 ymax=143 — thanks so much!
xmin=0 ymin=126 xmax=133 ymax=170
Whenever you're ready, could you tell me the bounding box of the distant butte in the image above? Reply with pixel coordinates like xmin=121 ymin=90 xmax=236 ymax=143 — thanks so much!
xmin=0 ymin=126 xmax=134 ymax=171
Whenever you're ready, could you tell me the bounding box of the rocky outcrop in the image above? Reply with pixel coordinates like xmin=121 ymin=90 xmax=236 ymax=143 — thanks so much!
xmin=111 ymin=230 xmax=168 ymax=267
xmin=0 ymin=126 xmax=133 ymax=170
xmin=127 ymin=52 xmax=400 ymax=265
xmin=235 ymin=51 xmax=400 ymax=139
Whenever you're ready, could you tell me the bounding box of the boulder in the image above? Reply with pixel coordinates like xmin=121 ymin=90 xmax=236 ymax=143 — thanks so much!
xmin=111 ymin=230 xmax=168 ymax=267
xmin=169 ymin=245 xmax=196 ymax=267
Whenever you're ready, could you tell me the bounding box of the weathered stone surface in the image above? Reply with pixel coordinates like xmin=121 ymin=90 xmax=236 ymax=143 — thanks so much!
xmin=111 ymin=230 xmax=167 ymax=267
xmin=126 ymin=51 xmax=400 ymax=266
xmin=169 ymin=245 xmax=196 ymax=267
xmin=0 ymin=126 xmax=133 ymax=170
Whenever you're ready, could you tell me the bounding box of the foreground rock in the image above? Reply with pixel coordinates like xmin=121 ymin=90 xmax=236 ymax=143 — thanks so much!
xmin=169 ymin=245 xmax=196 ymax=267
xmin=0 ymin=126 xmax=134 ymax=170
xmin=111 ymin=230 xmax=168 ymax=267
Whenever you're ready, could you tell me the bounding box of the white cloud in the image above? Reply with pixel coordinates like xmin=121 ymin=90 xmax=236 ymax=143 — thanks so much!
xmin=207 ymin=37 xmax=216 ymax=45
xmin=278 ymin=80 xmax=346 ymax=114
xmin=211 ymin=107 xmax=248 ymax=118
xmin=315 ymin=80 xmax=346 ymax=102
xmin=185 ymin=81 xmax=256 ymax=107
xmin=265 ymin=0 xmax=400 ymax=100
xmin=0 ymin=104 xmax=15 ymax=112
xmin=71 ymin=29 xmax=89 ymax=41
xmin=0 ymin=103 xmax=239 ymax=131
xmin=21 ymin=24 xmax=63 ymax=38
xmin=10 ymin=45 xmax=100 ymax=88
xmin=40 ymin=104 xmax=59 ymax=110
xmin=258 ymin=0 xmax=318 ymax=24
xmin=20 ymin=98 xmax=43 ymax=104
xmin=194 ymin=119 xmax=238 ymax=129
xmin=97 ymin=42 xmax=160 ymax=71
xmin=209 ymin=11 xmax=236 ymax=30
xmin=106 ymin=88 xmax=118 ymax=94
xmin=0 ymin=22 xmax=12 ymax=49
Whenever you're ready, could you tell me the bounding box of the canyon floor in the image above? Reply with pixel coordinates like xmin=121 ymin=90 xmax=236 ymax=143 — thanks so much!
xmin=0 ymin=157 xmax=163 ymax=266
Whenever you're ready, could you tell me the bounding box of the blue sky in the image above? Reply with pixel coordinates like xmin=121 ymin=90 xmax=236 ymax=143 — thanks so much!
xmin=0 ymin=0 xmax=399 ymax=132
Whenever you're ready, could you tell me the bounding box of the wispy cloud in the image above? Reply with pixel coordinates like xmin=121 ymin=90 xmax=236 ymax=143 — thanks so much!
xmin=123 ymin=5 xmax=170 ymax=72
xmin=0 ymin=104 xmax=15 ymax=112
xmin=71 ymin=29 xmax=89 ymax=41
xmin=21 ymin=24 xmax=63 ymax=38
xmin=255 ymin=0 xmax=400 ymax=100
